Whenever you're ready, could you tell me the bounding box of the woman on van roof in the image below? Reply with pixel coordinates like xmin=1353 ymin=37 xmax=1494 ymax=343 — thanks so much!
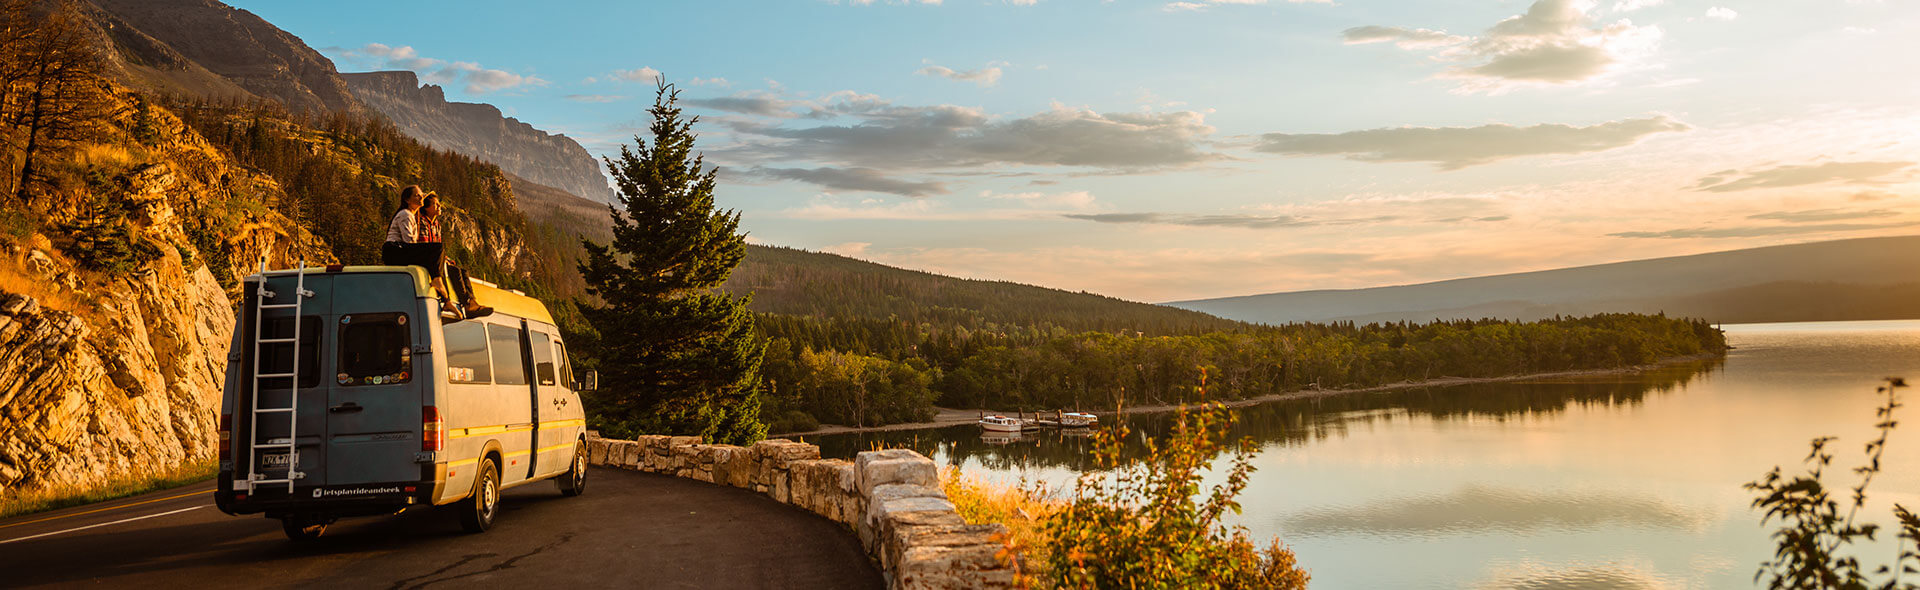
xmin=382 ymin=185 xmax=491 ymax=319
xmin=419 ymin=194 xmax=491 ymax=319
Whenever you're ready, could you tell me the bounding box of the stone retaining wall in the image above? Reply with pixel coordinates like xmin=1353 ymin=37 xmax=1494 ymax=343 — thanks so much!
xmin=587 ymin=436 xmax=1015 ymax=589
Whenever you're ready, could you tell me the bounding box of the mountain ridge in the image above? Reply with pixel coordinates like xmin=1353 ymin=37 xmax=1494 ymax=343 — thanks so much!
xmin=1168 ymin=235 xmax=1920 ymax=325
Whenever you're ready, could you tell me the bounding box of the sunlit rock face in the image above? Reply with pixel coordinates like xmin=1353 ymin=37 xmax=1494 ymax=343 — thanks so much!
xmin=342 ymin=70 xmax=617 ymax=205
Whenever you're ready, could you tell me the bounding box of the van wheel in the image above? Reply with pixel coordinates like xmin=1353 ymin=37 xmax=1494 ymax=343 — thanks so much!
xmin=458 ymin=457 xmax=500 ymax=533
xmin=557 ymin=442 xmax=586 ymax=497
xmin=282 ymin=514 xmax=331 ymax=541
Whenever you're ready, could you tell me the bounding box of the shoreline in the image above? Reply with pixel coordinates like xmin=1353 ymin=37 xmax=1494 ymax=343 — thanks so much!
xmin=773 ymin=352 xmax=1723 ymax=438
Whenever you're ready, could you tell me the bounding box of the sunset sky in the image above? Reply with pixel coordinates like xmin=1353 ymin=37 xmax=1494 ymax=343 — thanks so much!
xmin=231 ymin=0 xmax=1920 ymax=302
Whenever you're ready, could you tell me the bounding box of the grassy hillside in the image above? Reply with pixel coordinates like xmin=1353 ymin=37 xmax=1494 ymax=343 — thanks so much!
xmin=1171 ymin=236 xmax=1920 ymax=325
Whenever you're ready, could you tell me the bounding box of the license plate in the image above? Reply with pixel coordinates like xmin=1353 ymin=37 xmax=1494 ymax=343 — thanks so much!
xmin=262 ymin=453 xmax=292 ymax=468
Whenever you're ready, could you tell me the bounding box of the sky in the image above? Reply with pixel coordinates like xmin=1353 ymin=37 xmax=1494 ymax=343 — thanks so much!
xmin=229 ymin=0 xmax=1920 ymax=303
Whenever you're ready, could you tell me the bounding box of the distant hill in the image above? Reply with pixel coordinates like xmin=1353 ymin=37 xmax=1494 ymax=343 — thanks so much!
xmin=1168 ymin=236 xmax=1920 ymax=325
xmin=726 ymin=246 xmax=1241 ymax=335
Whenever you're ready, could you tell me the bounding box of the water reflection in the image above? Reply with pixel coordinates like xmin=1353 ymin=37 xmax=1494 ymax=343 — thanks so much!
xmin=1475 ymin=559 xmax=1688 ymax=590
xmin=808 ymin=359 xmax=1722 ymax=471
xmin=1282 ymin=484 xmax=1710 ymax=538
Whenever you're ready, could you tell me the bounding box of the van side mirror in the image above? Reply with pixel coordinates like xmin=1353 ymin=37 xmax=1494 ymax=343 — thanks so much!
xmin=576 ymin=369 xmax=598 ymax=391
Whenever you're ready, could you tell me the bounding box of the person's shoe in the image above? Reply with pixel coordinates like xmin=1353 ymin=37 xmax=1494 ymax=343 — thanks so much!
xmin=463 ymin=302 xmax=494 ymax=319
xmin=441 ymin=300 xmax=464 ymax=320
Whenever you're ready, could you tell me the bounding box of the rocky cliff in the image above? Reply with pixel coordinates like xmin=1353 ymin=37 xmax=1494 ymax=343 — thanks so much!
xmin=343 ymin=71 xmax=616 ymax=204
xmin=85 ymin=0 xmax=362 ymax=116
xmin=0 ymin=90 xmax=330 ymax=495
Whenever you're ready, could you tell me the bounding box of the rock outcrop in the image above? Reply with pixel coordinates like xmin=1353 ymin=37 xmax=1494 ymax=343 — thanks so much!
xmin=342 ymin=71 xmax=616 ymax=205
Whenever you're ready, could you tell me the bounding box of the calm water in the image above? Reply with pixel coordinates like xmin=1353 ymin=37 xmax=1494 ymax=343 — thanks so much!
xmin=808 ymin=320 xmax=1920 ymax=589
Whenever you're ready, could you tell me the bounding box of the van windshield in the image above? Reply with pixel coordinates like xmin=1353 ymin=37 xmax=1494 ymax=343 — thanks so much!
xmin=338 ymin=313 xmax=411 ymax=386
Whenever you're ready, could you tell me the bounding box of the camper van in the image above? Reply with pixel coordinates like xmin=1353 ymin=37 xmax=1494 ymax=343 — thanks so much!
xmin=212 ymin=264 xmax=595 ymax=540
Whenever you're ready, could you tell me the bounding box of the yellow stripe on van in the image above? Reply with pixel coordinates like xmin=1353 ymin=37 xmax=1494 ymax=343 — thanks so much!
xmin=505 ymin=450 xmax=531 ymax=458
xmin=539 ymin=419 xmax=585 ymax=429
xmin=448 ymin=458 xmax=478 ymax=467
xmin=536 ymin=443 xmax=576 ymax=454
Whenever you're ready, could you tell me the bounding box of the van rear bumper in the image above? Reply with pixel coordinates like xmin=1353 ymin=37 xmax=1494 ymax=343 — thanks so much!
xmin=215 ymin=470 xmax=434 ymax=518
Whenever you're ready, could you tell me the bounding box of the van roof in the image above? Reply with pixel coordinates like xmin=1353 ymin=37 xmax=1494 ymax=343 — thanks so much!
xmin=251 ymin=266 xmax=556 ymax=326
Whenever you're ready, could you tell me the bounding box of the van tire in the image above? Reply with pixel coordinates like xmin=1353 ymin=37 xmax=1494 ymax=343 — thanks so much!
xmin=557 ymin=442 xmax=586 ymax=497
xmin=282 ymin=514 xmax=330 ymax=541
xmin=458 ymin=457 xmax=500 ymax=533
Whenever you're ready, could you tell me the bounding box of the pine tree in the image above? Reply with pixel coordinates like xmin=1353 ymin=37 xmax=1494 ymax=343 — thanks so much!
xmin=578 ymin=82 xmax=767 ymax=445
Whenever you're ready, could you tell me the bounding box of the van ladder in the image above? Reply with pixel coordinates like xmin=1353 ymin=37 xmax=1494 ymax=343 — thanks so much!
xmin=244 ymin=258 xmax=313 ymax=493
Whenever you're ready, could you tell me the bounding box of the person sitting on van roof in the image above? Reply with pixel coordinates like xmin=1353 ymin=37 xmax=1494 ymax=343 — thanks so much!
xmin=382 ymin=185 xmax=491 ymax=319
xmin=419 ymin=193 xmax=492 ymax=319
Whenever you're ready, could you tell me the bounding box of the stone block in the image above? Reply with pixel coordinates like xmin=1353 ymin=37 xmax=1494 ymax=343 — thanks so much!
xmin=861 ymin=494 xmax=958 ymax=552
xmin=618 ymin=441 xmax=642 ymax=469
xmin=884 ymin=521 xmax=996 ymax=574
xmin=667 ymin=435 xmax=701 ymax=447
xmin=855 ymin=450 xmax=938 ymax=497
xmin=753 ymin=439 xmax=821 ymax=469
xmin=588 ymin=438 xmax=610 ymax=466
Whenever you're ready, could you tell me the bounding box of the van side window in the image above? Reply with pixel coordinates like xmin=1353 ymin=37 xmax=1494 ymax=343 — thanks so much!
xmin=530 ymin=330 xmax=556 ymax=386
xmin=338 ymin=313 xmax=411 ymax=386
xmin=488 ymin=324 xmax=529 ymax=386
xmin=556 ymin=340 xmax=574 ymax=390
xmin=260 ymin=316 xmax=320 ymax=389
xmin=445 ymin=321 xmax=492 ymax=384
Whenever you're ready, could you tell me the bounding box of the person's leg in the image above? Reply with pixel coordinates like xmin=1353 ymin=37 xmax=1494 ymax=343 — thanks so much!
xmin=445 ymin=262 xmax=491 ymax=318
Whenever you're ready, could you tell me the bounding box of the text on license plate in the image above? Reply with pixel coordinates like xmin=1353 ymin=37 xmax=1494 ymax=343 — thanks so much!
xmin=262 ymin=453 xmax=292 ymax=467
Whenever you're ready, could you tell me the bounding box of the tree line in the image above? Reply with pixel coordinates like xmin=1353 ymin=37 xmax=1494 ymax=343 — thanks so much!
xmin=759 ymin=313 xmax=1727 ymax=431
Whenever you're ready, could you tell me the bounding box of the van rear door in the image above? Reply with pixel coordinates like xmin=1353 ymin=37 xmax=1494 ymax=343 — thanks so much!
xmin=323 ymin=272 xmax=426 ymax=487
xmin=241 ymin=273 xmax=332 ymax=495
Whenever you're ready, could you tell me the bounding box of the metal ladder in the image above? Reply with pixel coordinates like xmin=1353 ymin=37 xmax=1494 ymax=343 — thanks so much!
xmin=244 ymin=258 xmax=312 ymax=493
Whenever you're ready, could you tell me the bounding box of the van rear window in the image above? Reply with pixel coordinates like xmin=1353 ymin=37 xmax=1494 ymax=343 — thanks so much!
xmin=338 ymin=313 xmax=411 ymax=386
xmin=445 ymin=322 xmax=491 ymax=384
xmin=489 ymin=324 xmax=528 ymax=386
xmin=259 ymin=316 xmax=320 ymax=389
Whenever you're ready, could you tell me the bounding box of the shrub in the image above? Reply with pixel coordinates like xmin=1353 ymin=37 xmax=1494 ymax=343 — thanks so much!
xmin=1043 ymin=370 xmax=1310 ymax=589
xmin=1746 ymin=377 xmax=1920 ymax=589
xmin=941 ymin=466 xmax=1063 ymax=586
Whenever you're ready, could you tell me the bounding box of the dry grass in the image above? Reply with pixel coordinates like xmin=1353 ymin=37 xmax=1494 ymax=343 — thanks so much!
xmin=0 ymin=253 xmax=86 ymax=314
xmin=940 ymin=466 xmax=1064 ymax=586
xmin=0 ymin=459 xmax=217 ymax=520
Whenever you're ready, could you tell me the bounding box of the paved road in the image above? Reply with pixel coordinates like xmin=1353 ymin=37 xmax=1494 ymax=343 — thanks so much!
xmin=0 ymin=468 xmax=883 ymax=589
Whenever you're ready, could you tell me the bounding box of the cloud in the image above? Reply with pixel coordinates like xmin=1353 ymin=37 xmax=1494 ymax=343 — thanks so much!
xmin=690 ymin=77 xmax=731 ymax=87
xmin=325 ymin=44 xmax=545 ymax=94
xmin=728 ymin=102 xmax=1219 ymax=171
xmin=1613 ymin=0 xmax=1663 ymax=11
xmin=1348 ymin=0 xmax=1664 ymax=93
xmin=1342 ymin=26 xmax=1469 ymax=49
xmin=611 ymin=67 xmax=662 ymax=83
xmin=1164 ymin=0 xmax=1332 ymax=10
xmin=916 ymin=64 xmax=1004 ymax=87
xmin=1691 ymin=161 xmax=1914 ymax=192
xmin=1705 ymin=6 xmax=1738 ymax=20
xmin=1747 ymin=208 xmax=1898 ymax=223
xmin=751 ymin=166 xmax=951 ymax=196
xmin=564 ymin=94 xmax=628 ymax=103
xmin=981 ymin=190 xmax=1097 ymax=210
xmin=1255 ymin=115 xmax=1688 ymax=170
xmin=1608 ymin=221 xmax=1920 ymax=239
xmin=685 ymin=93 xmax=809 ymax=118
xmin=1062 ymin=195 xmax=1510 ymax=229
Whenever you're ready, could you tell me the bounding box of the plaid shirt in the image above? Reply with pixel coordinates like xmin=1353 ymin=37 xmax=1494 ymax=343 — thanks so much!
xmin=418 ymin=216 xmax=441 ymax=243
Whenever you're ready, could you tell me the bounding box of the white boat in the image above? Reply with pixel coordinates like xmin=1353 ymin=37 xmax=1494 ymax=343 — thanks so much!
xmin=978 ymin=415 xmax=1025 ymax=432
xmin=1059 ymin=412 xmax=1098 ymax=428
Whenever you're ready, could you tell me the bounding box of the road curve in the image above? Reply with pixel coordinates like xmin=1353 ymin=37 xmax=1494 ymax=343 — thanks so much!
xmin=0 ymin=468 xmax=883 ymax=589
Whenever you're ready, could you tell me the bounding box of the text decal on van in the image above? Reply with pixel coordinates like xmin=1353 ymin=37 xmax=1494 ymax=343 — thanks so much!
xmin=312 ymin=486 xmax=403 ymax=498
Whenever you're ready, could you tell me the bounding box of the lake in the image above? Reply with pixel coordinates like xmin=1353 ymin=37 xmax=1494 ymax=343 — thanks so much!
xmin=806 ymin=320 xmax=1920 ymax=589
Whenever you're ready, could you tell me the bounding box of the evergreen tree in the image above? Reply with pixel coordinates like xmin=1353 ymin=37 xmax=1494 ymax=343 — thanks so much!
xmin=577 ymin=82 xmax=767 ymax=445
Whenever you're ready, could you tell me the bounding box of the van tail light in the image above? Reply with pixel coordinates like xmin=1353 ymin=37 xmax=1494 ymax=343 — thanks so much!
xmin=218 ymin=413 xmax=231 ymax=461
xmin=423 ymin=406 xmax=444 ymax=452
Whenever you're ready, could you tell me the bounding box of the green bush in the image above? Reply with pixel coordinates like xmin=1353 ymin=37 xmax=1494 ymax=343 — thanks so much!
xmin=1747 ymin=378 xmax=1920 ymax=589
xmin=60 ymin=192 xmax=161 ymax=275
xmin=1044 ymin=371 xmax=1309 ymax=589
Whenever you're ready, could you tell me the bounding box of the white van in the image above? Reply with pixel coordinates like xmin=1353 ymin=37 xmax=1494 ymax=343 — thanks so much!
xmin=213 ymin=264 xmax=595 ymax=540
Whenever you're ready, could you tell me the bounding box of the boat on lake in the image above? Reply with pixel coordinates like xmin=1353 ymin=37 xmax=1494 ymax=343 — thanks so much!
xmin=978 ymin=415 xmax=1027 ymax=432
